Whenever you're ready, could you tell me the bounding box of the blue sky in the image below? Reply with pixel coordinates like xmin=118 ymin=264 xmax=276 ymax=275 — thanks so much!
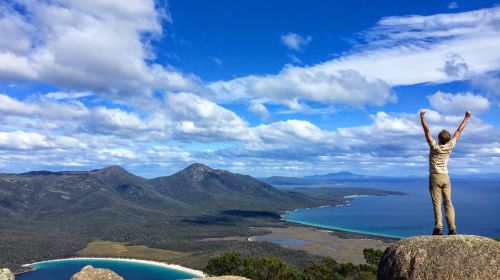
xmin=0 ymin=0 xmax=499 ymax=177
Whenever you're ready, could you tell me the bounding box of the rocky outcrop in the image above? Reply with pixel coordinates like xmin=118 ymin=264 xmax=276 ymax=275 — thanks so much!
xmin=191 ymin=277 xmax=250 ymax=280
xmin=377 ymin=235 xmax=500 ymax=280
xmin=70 ymin=265 xmax=124 ymax=280
xmin=0 ymin=269 xmax=14 ymax=280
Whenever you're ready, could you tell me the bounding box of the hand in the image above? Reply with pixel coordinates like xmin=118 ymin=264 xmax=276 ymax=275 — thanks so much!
xmin=465 ymin=111 xmax=472 ymax=118
xmin=420 ymin=110 xmax=426 ymax=117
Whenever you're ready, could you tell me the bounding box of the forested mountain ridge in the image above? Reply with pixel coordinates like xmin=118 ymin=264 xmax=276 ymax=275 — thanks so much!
xmin=0 ymin=163 xmax=325 ymax=222
xmin=0 ymin=163 xmax=335 ymax=272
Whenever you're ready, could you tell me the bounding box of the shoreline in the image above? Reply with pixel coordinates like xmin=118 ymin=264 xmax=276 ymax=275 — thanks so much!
xmin=22 ymin=257 xmax=206 ymax=277
xmin=280 ymin=195 xmax=403 ymax=241
xmin=282 ymin=218 xmax=403 ymax=240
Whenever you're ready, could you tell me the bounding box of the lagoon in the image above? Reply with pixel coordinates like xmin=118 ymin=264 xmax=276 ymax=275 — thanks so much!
xmin=18 ymin=258 xmax=203 ymax=280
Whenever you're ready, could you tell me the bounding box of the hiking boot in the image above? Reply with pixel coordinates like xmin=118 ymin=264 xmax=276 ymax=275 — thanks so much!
xmin=448 ymin=228 xmax=458 ymax=235
xmin=432 ymin=228 xmax=443 ymax=235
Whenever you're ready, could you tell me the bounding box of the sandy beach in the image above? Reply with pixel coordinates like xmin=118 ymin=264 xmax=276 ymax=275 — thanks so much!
xmin=251 ymin=225 xmax=393 ymax=264
xmin=23 ymin=257 xmax=206 ymax=277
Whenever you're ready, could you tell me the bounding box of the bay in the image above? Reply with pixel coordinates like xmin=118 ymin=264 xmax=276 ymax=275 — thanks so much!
xmin=280 ymin=178 xmax=500 ymax=238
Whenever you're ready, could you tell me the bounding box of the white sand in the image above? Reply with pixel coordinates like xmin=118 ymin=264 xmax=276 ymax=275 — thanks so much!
xmin=23 ymin=257 xmax=205 ymax=277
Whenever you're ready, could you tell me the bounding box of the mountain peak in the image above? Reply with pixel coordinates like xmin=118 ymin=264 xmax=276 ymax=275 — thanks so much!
xmin=178 ymin=163 xmax=220 ymax=183
xmin=184 ymin=163 xmax=212 ymax=172
xmin=91 ymin=165 xmax=130 ymax=176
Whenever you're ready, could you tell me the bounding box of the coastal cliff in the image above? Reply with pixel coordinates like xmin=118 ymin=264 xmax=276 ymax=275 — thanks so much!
xmin=377 ymin=235 xmax=500 ymax=280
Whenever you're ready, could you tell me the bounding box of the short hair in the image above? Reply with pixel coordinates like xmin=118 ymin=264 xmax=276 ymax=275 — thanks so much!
xmin=438 ymin=130 xmax=451 ymax=145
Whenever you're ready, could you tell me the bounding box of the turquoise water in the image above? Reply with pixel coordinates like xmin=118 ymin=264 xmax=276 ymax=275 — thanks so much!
xmin=17 ymin=258 xmax=200 ymax=280
xmin=281 ymin=178 xmax=500 ymax=238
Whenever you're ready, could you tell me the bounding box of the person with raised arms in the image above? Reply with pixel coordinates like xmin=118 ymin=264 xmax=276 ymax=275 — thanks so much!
xmin=420 ymin=110 xmax=471 ymax=235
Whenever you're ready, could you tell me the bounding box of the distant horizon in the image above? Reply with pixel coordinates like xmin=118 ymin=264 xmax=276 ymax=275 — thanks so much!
xmin=3 ymin=162 xmax=499 ymax=180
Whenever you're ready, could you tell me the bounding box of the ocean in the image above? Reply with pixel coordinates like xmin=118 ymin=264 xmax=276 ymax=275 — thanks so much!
xmin=17 ymin=258 xmax=200 ymax=280
xmin=279 ymin=178 xmax=500 ymax=238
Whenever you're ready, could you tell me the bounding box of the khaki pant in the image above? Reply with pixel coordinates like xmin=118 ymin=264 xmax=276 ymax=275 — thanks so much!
xmin=429 ymin=173 xmax=456 ymax=230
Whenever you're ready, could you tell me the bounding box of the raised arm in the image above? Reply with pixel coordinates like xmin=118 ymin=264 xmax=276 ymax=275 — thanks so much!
xmin=452 ymin=111 xmax=471 ymax=142
xmin=420 ymin=110 xmax=433 ymax=146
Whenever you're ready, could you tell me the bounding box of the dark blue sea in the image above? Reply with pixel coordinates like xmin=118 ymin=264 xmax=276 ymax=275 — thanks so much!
xmin=17 ymin=258 xmax=200 ymax=280
xmin=279 ymin=178 xmax=500 ymax=238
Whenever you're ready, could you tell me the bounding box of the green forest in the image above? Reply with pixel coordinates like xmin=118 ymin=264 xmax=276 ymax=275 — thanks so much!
xmin=204 ymin=248 xmax=384 ymax=280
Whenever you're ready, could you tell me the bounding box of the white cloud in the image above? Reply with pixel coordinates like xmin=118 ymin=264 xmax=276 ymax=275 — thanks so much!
xmin=207 ymin=7 xmax=500 ymax=111
xmin=209 ymin=68 xmax=394 ymax=109
xmin=428 ymin=91 xmax=490 ymax=115
xmin=97 ymin=148 xmax=137 ymax=160
xmin=0 ymin=93 xmax=152 ymax=134
xmin=281 ymin=33 xmax=312 ymax=51
xmin=442 ymin=52 xmax=469 ymax=78
xmin=45 ymin=91 xmax=94 ymax=100
xmin=0 ymin=131 xmax=85 ymax=150
xmin=0 ymin=92 xmax=257 ymax=143
xmin=209 ymin=109 xmax=496 ymax=176
xmin=165 ymin=92 xmax=253 ymax=141
xmin=1 ymin=91 xmax=499 ymax=175
xmin=0 ymin=0 xmax=197 ymax=101
xmin=224 ymin=109 xmax=498 ymax=174
xmin=329 ymin=6 xmax=500 ymax=85
xmin=0 ymin=93 xmax=89 ymax=120
xmin=253 ymin=120 xmax=330 ymax=144
xmin=248 ymin=102 xmax=270 ymax=119
xmin=91 ymin=107 xmax=147 ymax=132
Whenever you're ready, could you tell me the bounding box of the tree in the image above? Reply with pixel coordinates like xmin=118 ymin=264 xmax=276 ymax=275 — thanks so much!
xmin=203 ymin=252 xmax=244 ymax=276
xmin=242 ymin=256 xmax=302 ymax=280
xmin=363 ymin=248 xmax=384 ymax=267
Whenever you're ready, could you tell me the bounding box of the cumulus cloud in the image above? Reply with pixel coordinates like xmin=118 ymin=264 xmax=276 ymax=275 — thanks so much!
xmin=248 ymin=101 xmax=270 ymax=119
xmin=209 ymin=68 xmax=395 ymax=109
xmin=227 ymin=110 xmax=498 ymax=172
xmin=165 ymin=92 xmax=253 ymax=141
xmin=1 ymin=91 xmax=499 ymax=175
xmin=428 ymin=91 xmax=490 ymax=115
xmin=0 ymin=93 xmax=89 ymax=120
xmin=206 ymin=108 xmax=498 ymax=177
xmin=442 ymin=53 xmax=469 ymax=78
xmin=281 ymin=33 xmax=312 ymax=51
xmin=0 ymin=0 xmax=198 ymax=101
xmin=0 ymin=92 xmax=256 ymax=142
xmin=0 ymin=131 xmax=85 ymax=150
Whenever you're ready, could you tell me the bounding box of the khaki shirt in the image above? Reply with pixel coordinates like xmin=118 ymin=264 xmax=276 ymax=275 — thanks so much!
xmin=429 ymin=139 xmax=456 ymax=174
